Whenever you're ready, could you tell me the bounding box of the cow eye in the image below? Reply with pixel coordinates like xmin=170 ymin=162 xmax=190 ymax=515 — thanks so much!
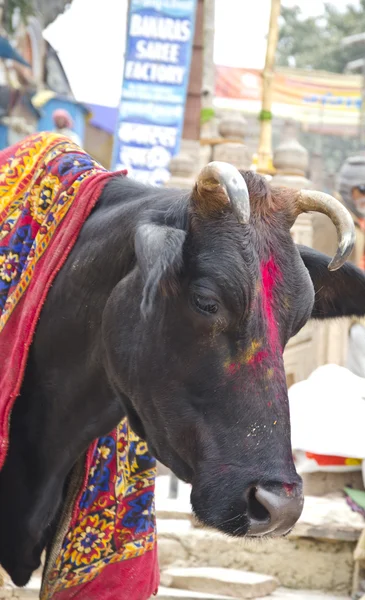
xmin=192 ymin=294 xmax=218 ymax=315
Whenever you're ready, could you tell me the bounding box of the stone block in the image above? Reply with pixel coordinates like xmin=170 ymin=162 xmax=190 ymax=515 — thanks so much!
xmin=157 ymin=587 xmax=233 ymax=599
xmin=212 ymin=143 xmax=251 ymax=170
xmin=258 ymin=590 xmax=350 ymax=600
xmin=16 ymin=592 xmax=39 ymax=599
xmin=301 ymin=471 xmax=364 ymax=498
xmin=158 ymin=511 xmax=357 ymax=593
xmin=163 ymin=567 xmax=278 ymax=599
xmin=158 ymin=538 xmax=189 ymax=568
xmin=290 ymin=495 xmax=364 ymax=543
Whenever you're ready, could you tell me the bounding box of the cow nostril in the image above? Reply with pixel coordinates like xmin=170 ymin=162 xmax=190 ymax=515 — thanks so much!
xmin=246 ymin=484 xmax=304 ymax=537
xmin=247 ymin=486 xmax=270 ymax=522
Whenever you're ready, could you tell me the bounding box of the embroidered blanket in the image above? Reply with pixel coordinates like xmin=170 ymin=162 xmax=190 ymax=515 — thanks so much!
xmin=0 ymin=133 xmax=159 ymax=599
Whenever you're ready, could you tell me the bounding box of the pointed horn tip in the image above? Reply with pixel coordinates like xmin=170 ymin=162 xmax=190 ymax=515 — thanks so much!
xmin=328 ymin=230 xmax=356 ymax=271
xmin=328 ymin=261 xmax=341 ymax=272
xmin=297 ymin=189 xmax=356 ymax=271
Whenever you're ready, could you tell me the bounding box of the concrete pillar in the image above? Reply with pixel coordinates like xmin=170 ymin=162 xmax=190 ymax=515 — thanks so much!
xmin=271 ymin=120 xmax=313 ymax=247
xmin=165 ymin=141 xmax=197 ymax=189
xmin=309 ymin=151 xmax=325 ymax=192
xmin=269 ymin=122 xmax=317 ymax=384
xmin=271 ymin=121 xmax=349 ymax=390
xmin=212 ymin=113 xmax=252 ymax=170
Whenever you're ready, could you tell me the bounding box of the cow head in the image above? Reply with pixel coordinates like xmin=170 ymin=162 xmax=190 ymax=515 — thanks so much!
xmin=103 ymin=162 xmax=363 ymax=538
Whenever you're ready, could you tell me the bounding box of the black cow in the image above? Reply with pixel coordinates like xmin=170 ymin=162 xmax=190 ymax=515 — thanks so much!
xmin=1 ymin=161 xmax=364 ymax=587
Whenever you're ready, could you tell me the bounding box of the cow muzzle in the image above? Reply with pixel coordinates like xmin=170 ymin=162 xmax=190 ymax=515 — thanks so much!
xmin=246 ymin=483 xmax=304 ymax=537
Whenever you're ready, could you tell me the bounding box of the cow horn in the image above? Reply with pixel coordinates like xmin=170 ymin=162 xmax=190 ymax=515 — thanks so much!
xmin=296 ymin=190 xmax=356 ymax=271
xmin=194 ymin=161 xmax=250 ymax=224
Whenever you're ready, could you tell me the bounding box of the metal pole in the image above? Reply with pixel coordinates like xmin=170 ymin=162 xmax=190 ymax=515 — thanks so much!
xmin=202 ymin=0 xmax=215 ymax=110
xmin=360 ymin=57 xmax=365 ymax=148
xmin=257 ymin=0 xmax=281 ymax=175
xmin=182 ymin=0 xmax=204 ymax=140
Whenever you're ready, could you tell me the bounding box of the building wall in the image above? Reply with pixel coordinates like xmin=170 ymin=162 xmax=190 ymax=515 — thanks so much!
xmin=84 ymin=124 xmax=114 ymax=169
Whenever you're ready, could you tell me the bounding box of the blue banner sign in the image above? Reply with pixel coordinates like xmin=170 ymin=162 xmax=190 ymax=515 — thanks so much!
xmin=112 ymin=0 xmax=197 ymax=185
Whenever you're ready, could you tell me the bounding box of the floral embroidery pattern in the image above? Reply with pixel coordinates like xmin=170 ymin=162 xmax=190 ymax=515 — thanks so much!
xmin=29 ymin=174 xmax=61 ymax=223
xmin=0 ymin=132 xmax=104 ymax=330
xmin=0 ymin=252 xmax=19 ymax=283
xmin=65 ymin=514 xmax=115 ymax=566
xmin=42 ymin=418 xmax=156 ymax=598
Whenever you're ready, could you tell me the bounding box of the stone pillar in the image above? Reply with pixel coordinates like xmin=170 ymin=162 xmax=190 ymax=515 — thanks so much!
xmin=271 ymin=120 xmax=313 ymax=247
xmin=270 ymin=122 xmax=317 ymax=384
xmin=212 ymin=114 xmax=252 ymax=170
xmin=271 ymin=120 xmax=311 ymax=185
xmin=271 ymin=121 xmax=349 ymax=382
xmin=165 ymin=142 xmax=197 ymax=189
xmin=309 ymin=152 xmax=325 ymax=192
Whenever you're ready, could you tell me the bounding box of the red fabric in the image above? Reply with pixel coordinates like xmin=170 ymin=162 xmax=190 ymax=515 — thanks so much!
xmin=42 ymin=421 xmax=159 ymax=600
xmin=0 ymin=156 xmax=117 ymax=471
xmin=0 ymin=134 xmax=159 ymax=600
xmin=49 ymin=548 xmax=159 ymax=600
xmin=305 ymin=452 xmax=361 ymax=466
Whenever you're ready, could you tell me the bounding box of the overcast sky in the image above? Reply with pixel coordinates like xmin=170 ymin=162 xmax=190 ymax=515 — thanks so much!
xmin=44 ymin=0 xmax=361 ymax=107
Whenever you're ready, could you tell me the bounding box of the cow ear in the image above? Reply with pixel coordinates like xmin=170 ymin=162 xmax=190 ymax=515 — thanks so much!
xmin=298 ymin=245 xmax=365 ymax=319
xmin=135 ymin=223 xmax=186 ymax=317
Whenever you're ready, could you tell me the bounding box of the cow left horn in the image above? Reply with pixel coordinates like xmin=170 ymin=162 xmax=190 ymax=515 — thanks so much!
xmin=296 ymin=190 xmax=355 ymax=271
xmin=194 ymin=161 xmax=250 ymax=224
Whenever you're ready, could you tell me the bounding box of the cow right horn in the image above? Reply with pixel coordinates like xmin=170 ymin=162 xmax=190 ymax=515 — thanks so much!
xmin=295 ymin=190 xmax=355 ymax=271
xmin=193 ymin=161 xmax=250 ymax=224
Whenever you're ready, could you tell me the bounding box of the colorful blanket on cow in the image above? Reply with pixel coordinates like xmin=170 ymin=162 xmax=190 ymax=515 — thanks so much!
xmin=42 ymin=419 xmax=158 ymax=600
xmin=0 ymin=133 xmax=159 ymax=599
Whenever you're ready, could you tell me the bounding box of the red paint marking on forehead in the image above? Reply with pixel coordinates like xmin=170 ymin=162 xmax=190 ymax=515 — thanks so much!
xmin=261 ymin=256 xmax=282 ymax=305
xmin=225 ymin=257 xmax=283 ymax=379
xmin=260 ymin=256 xmax=282 ymax=353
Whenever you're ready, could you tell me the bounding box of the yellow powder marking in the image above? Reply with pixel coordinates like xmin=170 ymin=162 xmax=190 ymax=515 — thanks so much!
xmin=223 ymin=355 xmax=231 ymax=369
xmin=224 ymin=339 xmax=262 ymax=370
xmin=266 ymin=368 xmax=274 ymax=379
xmin=243 ymin=339 xmax=261 ymax=363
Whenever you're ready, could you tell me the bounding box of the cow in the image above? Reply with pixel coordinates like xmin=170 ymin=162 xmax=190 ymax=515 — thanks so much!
xmin=0 ymin=158 xmax=364 ymax=591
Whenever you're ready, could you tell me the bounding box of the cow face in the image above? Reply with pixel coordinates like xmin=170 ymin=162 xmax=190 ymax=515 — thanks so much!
xmin=102 ymin=164 xmax=362 ymax=538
